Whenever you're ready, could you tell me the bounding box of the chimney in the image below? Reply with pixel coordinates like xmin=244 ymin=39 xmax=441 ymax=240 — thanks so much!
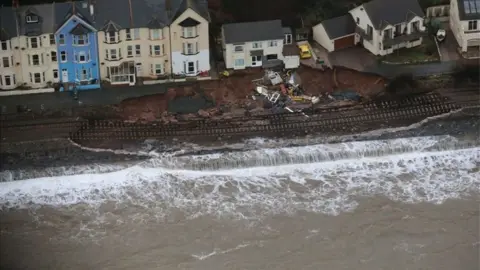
xmin=12 ymin=0 xmax=19 ymax=8
xmin=165 ymin=0 xmax=172 ymax=17
xmin=128 ymin=0 xmax=133 ymax=28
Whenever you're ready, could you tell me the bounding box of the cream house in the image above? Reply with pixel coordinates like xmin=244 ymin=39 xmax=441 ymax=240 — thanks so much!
xmin=0 ymin=4 xmax=59 ymax=90
xmin=0 ymin=6 xmax=17 ymax=90
xmin=314 ymin=0 xmax=426 ymax=56
xmin=169 ymin=2 xmax=211 ymax=76
xmin=94 ymin=0 xmax=210 ymax=85
xmin=221 ymin=20 xmax=300 ymax=70
xmin=94 ymin=0 xmax=172 ymax=85
xmin=450 ymin=0 xmax=480 ymax=55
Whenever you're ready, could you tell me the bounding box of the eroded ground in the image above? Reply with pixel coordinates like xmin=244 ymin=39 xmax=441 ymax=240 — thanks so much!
xmin=118 ymin=66 xmax=386 ymax=122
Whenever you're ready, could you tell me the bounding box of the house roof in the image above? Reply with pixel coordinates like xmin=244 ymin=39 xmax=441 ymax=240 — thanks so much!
xmin=362 ymin=0 xmax=425 ymax=30
xmin=321 ymin=14 xmax=356 ymax=39
xmin=94 ymin=0 xmax=209 ymax=31
xmin=283 ymin=44 xmax=300 ymax=56
xmin=171 ymin=0 xmax=210 ymax=23
xmin=16 ymin=3 xmax=57 ymax=36
xmin=0 ymin=6 xmax=16 ymax=40
xmin=457 ymin=0 xmax=480 ymax=20
xmin=222 ymin=20 xmax=285 ymax=44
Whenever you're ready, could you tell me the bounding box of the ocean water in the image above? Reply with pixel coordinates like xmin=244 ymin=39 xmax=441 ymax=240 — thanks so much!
xmin=0 ymin=113 xmax=479 ymax=270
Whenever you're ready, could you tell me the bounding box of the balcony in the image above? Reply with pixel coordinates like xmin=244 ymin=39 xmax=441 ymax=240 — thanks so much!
xmin=383 ymin=28 xmax=426 ymax=47
xmin=355 ymin=26 xmax=373 ymax=41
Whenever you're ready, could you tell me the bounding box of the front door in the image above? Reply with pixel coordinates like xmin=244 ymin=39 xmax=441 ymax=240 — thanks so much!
xmin=129 ymin=74 xmax=135 ymax=86
xmin=251 ymin=55 xmax=262 ymax=67
xmin=61 ymin=69 xmax=68 ymax=82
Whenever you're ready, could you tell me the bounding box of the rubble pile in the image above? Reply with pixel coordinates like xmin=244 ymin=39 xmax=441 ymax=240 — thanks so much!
xmin=116 ymin=66 xmax=387 ymax=122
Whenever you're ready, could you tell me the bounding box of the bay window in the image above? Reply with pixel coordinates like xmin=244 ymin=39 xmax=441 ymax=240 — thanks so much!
xmin=182 ymin=27 xmax=197 ymax=38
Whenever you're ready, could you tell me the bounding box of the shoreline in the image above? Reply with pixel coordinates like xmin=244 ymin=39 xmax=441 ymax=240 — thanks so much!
xmin=1 ymin=108 xmax=479 ymax=181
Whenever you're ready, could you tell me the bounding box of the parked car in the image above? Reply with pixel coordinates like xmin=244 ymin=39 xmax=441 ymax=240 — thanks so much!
xmin=298 ymin=44 xmax=312 ymax=59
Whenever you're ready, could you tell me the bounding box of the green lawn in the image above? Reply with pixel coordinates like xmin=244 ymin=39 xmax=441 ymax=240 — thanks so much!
xmin=381 ymin=37 xmax=440 ymax=64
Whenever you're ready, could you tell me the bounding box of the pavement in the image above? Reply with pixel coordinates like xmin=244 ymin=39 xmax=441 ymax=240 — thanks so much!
xmin=0 ymin=81 xmax=194 ymax=115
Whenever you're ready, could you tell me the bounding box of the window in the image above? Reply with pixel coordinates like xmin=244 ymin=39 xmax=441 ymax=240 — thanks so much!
xmin=252 ymin=42 xmax=262 ymax=48
xmin=234 ymin=58 xmax=244 ymax=67
xmin=31 ymin=54 xmax=40 ymax=65
xmin=60 ymin=51 xmax=67 ymax=62
xmin=77 ymin=52 xmax=88 ymax=62
xmin=234 ymin=45 xmax=243 ymax=52
xmin=367 ymin=25 xmax=373 ymax=36
xmin=110 ymin=49 xmax=117 ymax=60
xmin=394 ymin=24 xmax=402 ymax=36
xmin=127 ymin=45 xmax=133 ymax=57
xmin=74 ymin=35 xmax=88 ymax=45
xmin=2 ymin=57 xmax=9 ymax=68
xmin=30 ymin=72 xmax=42 ymax=83
xmin=106 ymin=31 xmax=117 ymax=43
xmin=79 ymin=68 xmax=89 ymax=80
xmin=135 ymin=45 xmax=141 ymax=56
xmin=151 ymin=63 xmax=163 ymax=75
xmin=150 ymin=29 xmax=162 ymax=40
xmin=3 ymin=75 xmax=14 ymax=86
xmin=0 ymin=41 xmax=8 ymax=50
xmin=150 ymin=45 xmax=161 ymax=56
xmin=125 ymin=29 xmax=132 ymax=40
xmin=133 ymin=29 xmax=140 ymax=40
xmin=468 ymin=21 xmax=478 ymax=31
xmin=182 ymin=27 xmax=196 ymax=38
xmin=183 ymin=42 xmax=196 ymax=54
xmin=30 ymin=37 xmax=39 ymax=48
xmin=268 ymin=41 xmax=277 ymax=47
xmin=184 ymin=61 xmax=195 ymax=74
xmin=51 ymin=51 xmax=57 ymax=62
xmin=59 ymin=34 xmax=65 ymax=45
xmin=49 ymin=34 xmax=55 ymax=45
xmin=53 ymin=69 xmax=58 ymax=79
xmin=356 ymin=17 xmax=360 ymax=24
xmin=266 ymin=54 xmax=277 ymax=60
xmin=283 ymin=35 xmax=292 ymax=45
xmin=26 ymin=15 xmax=38 ymax=23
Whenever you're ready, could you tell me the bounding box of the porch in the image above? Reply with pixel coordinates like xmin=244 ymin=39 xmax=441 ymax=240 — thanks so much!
xmin=107 ymin=61 xmax=136 ymax=85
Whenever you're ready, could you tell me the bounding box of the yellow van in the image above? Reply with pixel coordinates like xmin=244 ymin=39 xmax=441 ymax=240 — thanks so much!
xmin=298 ymin=44 xmax=312 ymax=59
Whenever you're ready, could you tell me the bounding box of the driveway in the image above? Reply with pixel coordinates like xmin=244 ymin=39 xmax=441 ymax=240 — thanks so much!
xmin=328 ymin=46 xmax=378 ymax=72
xmin=436 ymin=25 xmax=461 ymax=62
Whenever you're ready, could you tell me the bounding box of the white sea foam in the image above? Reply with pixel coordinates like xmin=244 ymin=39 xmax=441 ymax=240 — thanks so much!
xmin=0 ymin=136 xmax=479 ymax=222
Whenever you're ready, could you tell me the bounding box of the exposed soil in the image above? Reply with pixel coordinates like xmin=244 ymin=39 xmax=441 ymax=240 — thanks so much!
xmin=117 ymin=66 xmax=386 ymax=122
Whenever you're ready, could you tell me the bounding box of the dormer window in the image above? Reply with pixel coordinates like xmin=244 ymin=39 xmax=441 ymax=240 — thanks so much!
xmin=73 ymin=35 xmax=88 ymax=45
xmin=106 ymin=31 xmax=118 ymax=43
xmin=182 ymin=27 xmax=197 ymax=38
xmin=26 ymin=14 xmax=38 ymax=23
xmin=283 ymin=34 xmax=292 ymax=45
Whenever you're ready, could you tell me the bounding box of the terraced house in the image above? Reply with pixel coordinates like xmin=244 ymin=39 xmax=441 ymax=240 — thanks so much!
xmin=55 ymin=3 xmax=100 ymax=91
xmin=0 ymin=4 xmax=60 ymax=90
xmin=94 ymin=0 xmax=210 ymax=86
xmin=0 ymin=0 xmax=210 ymax=91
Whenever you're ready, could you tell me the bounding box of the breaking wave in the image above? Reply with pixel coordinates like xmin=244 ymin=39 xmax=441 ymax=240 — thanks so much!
xmin=0 ymin=135 xmax=479 ymax=223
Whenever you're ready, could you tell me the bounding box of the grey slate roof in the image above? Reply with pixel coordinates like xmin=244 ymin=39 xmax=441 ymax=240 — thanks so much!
xmin=0 ymin=6 xmax=17 ymax=40
xmin=16 ymin=4 xmax=57 ymax=36
xmin=0 ymin=0 xmax=210 ymax=40
xmin=93 ymin=0 xmax=209 ymax=31
xmin=282 ymin=27 xmax=292 ymax=35
xmin=457 ymin=0 xmax=480 ymax=20
xmin=321 ymin=14 xmax=356 ymax=39
xmin=362 ymin=0 xmax=425 ymax=30
xmin=222 ymin=20 xmax=285 ymax=44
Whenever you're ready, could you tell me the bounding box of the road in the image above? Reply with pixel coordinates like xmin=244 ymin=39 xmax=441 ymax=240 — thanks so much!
xmin=0 ymin=82 xmax=193 ymax=115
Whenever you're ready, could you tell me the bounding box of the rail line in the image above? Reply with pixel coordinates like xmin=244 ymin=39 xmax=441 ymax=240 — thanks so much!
xmin=71 ymin=102 xmax=462 ymax=141
xmin=0 ymin=88 xmax=478 ymax=143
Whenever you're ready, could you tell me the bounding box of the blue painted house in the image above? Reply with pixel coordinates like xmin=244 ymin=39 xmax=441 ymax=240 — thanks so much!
xmin=55 ymin=4 xmax=100 ymax=91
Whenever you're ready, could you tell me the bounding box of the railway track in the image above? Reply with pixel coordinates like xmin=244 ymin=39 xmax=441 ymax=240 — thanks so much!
xmin=0 ymin=88 xmax=478 ymax=143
